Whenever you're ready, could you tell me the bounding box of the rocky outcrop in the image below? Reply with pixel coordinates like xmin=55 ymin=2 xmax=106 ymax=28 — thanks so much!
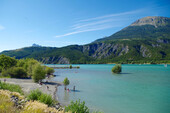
xmin=41 ymin=56 xmax=70 ymax=64
xmin=57 ymin=56 xmax=70 ymax=64
xmin=83 ymin=43 xmax=129 ymax=59
xmin=118 ymin=45 xmax=129 ymax=56
xmin=152 ymin=44 xmax=161 ymax=47
xmin=130 ymin=16 xmax=169 ymax=28
xmin=140 ymin=45 xmax=151 ymax=57
xmin=157 ymin=39 xmax=169 ymax=44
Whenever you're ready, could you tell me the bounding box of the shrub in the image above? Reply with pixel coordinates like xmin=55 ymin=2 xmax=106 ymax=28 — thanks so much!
xmin=24 ymin=58 xmax=39 ymax=77
xmin=1 ymin=67 xmax=27 ymax=78
xmin=27 ymin=89 xmax=42 ymax=101
xmin=63 ymin=77 xmax=70 ymax=90
xmin=1 ymin=69 xmax=12 ymax=77
xmin=12 ymin=67 xmax=27 ymax=78
xmin=45 ymin=66 xmax=54 ymax=75
xmin=17 ymin=59 xmax=26 ymax=67
xmin=32 ymin=64 xmax=46 ymax=83
xmin=65 ymin=99 xmax=89 ymax=113
xmin=0 ymin=54 xmax=17 ymax=71
xmin=27 ymin=89 xmax=54 ymax=106
xmin=69 ymin=65 xmax=72 ymax=69
xmin=112 ymin=64 xmax=122 ymax=74
xmin=39 ymin=93 xmax=54 ymax=106
xmin=0 ymin=82 xmax=23 ymax=95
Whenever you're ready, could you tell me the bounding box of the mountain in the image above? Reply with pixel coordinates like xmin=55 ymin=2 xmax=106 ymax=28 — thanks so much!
xmin=95 ymin=16 xmax=170 ymax=42
xmin=1 ymin=16 xmax=170 ymax=64
xmin=32 ymin=43 xmax=42 ymax=47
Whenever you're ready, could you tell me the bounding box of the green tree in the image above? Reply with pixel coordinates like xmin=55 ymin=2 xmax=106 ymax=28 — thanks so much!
xmin=63 ymin=77 xmax=70 ymax=90
xmin=69 ymin=65 xmax=72 ymax=69
xmin=32 ymin=64 xmax=46 ymax=82
xmin=112 ymin=64 xmax=122 ymax=74
xmin=2 ymin=67 xmax=27 ymax=78
xmin=0 ymin=54 xmax=17 ymax=71
xmin=65 ymin=99 xmax=89 ymax=113
xmin=24 ymin=58 xmax=39 ymax=77
xmin=17 ymin=59 xmax=26 ymax=67
xmin=45 ymin=66 xmax=54 ymax=75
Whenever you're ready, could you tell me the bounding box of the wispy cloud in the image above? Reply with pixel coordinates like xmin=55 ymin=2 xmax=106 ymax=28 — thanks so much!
xmin=0 ymin=25 xmax=5 ymax=30
xmin=72 ymin=18 xmax=120 ymax=30
xmin=78 ymin=9 xmax=144 ymax=22
xmin=55 ymin=9 xmax=145 ymax=38
xmin=56 ymin=24 xmax=116 ymax=38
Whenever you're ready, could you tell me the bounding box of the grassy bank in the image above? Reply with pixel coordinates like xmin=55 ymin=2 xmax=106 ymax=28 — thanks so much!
xmin=0 ymin=82 xmax=65 ymax=113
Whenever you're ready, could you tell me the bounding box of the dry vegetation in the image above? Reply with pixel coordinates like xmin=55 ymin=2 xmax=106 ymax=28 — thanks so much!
xmin=0 ymin=89 xmax=68 ymax=113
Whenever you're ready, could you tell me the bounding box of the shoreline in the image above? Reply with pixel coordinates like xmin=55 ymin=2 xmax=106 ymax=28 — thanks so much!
xmin=0 ymin=78 xmax=63 ymax=104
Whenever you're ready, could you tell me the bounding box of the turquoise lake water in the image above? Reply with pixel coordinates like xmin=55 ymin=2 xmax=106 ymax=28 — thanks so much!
xmin=51 ymin=64 xmax=170 ymax=113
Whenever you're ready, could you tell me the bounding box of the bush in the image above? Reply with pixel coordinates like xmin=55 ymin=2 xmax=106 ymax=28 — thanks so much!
xmin=1 ymin=67 xmax=27 ymax=78
xmin=112 ymin=64 xmax=122 ymax=74
xmin=27 ymin=89 xmax=54 ymax=106
xmin=32 ymin=64 xmax=46 ymax=83
xmin=1 ymin=69 xmax=12 ymax=77
xmin=0 ymin=82 xmax=23 ymax=94
xmin=27 ymin=89 xmax=42 ymax=101
xmin=63 ymin=77 xmax=70 ymax=90
xmin=12 ymin=67 xmax=27 ymax=78
xmin=23 ymin=58 xmax=39 ymax=77
xmin=45 ymin=66 xmax=54 ymax=75
xmin=17 ymin=59 xmax=26 ymax=67
xmin=69 ymin=65 xmax=72 ymax=69
xmin=65 ymin=99 xmax=89 ymax=113
xmin=0 ymin=54 xmax=17 ymax=70
xmin=39 ymin=93 xmax=54 ymax=106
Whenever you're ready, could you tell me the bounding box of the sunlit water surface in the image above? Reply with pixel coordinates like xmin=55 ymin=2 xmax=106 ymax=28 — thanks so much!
xmin=48 ymin=64 xmax=170 ymax=113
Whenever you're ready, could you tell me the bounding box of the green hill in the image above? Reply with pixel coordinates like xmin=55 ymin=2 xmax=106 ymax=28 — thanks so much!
xmin=95 ymin=16 xmax=170 ymax=42
xmin=1 ymin=16 xmax=170 ymax=64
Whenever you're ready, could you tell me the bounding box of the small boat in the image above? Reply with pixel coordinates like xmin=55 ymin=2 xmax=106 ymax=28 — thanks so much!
xmin=164 ymin=64 xmax=167 ymax=67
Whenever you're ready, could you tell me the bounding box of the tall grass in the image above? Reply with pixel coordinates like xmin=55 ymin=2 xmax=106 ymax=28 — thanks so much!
xmin=0 ymin=81 xmax=23 ymax=95
xmin=0 ymin=90 xmax=20 ymax=113
xmin=21 ymin=101 xmax=66 ymax=113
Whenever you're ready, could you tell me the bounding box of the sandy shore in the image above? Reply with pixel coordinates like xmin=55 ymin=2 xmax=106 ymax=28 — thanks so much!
xmin=0 ymin=78 xmax=63 ymax=101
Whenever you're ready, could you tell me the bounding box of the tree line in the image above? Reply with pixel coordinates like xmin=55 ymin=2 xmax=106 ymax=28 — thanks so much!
xmin=0 ymin=54 xmax=54 ymax=82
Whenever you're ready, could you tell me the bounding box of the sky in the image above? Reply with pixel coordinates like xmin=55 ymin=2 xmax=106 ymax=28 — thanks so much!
xmin=0 ymin=0 xmax=170 ymax=52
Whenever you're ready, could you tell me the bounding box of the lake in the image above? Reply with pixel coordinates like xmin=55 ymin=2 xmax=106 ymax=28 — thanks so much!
xmin=50 ymin=64 xmax=170 ymax=113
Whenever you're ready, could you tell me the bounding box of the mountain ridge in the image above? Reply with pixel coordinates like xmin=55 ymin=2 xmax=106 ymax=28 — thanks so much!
xmin=130 ymin=16 xmax=169 ymax=27
xmin=94 ymin=16 xmax=170 ymax=42
xmin=1 ymin=16 xmax=170 ymax=64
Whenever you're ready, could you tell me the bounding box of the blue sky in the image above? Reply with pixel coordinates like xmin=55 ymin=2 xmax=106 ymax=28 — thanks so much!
xmin=0 ymin=0 xmax=170 ymax=52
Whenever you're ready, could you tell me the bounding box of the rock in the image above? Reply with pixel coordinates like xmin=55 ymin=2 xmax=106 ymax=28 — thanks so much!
xmin=157 ymin=39 xmax=169 ymax=44
xmin=83 ymin=43 xmax=129 ymax=59
xmin=140 ymin=45 xmax=151 ymax=57
xmin=57 ymin=56 xmax=70 ymax=64
xmin=130 ymin=16 xmax=169 ymax=28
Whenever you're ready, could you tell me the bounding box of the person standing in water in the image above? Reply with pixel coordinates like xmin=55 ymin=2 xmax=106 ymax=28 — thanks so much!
xmin=73 ymin=86 xmax=75 ymax=91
